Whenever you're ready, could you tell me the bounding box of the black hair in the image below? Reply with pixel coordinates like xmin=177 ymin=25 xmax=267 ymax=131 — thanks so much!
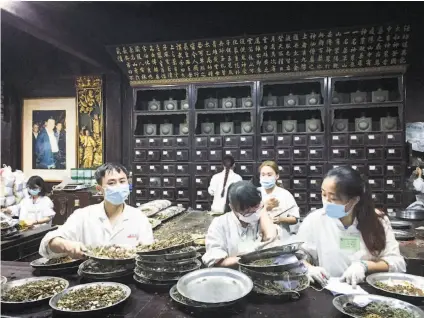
xmin=325 ymin=166 xmax=385 ymax=255
xmin=224 ymin=183 xmax=233 ymax=213
xmin=220 ymin=155 xmax=235 ymax=198
xmin=95 ymin=163 xmax=129 ymax=185
xmin=27 ymin=175 xmax=47 ymax=196
xmin=228 ymin=181 xmax=262 ymax=213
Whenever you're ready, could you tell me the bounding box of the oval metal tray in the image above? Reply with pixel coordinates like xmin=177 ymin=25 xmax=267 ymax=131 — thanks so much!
xmin=390 ymin=220 xmax=412 ymax=230
xmin=177 ymin=268 xmax=253 ymax=304
xmin=77 ymin=268 xmax=133 ymax=281
xmin=79 ymin=259 xmax=133 ymax=276
xmin=333 ymin=294 xmax=424 ymax=318
xmin=135 ymin=259 xmax=201 ymax=274
xmin=239 ymin=262 xmax=308 ymax=280
xmin=1 ymin=277 xmax=69 ymax=306
xmin=49 ymin=282 xmax=131 ymax=313
xmin=30 ymin=257 xmax=82 ymax=269
xmin=395 ymin=210 xmax=424 ymax=221
xmin=239 ymin=242 xmax=303 ymax=263
xmin=133 ymin=274 xmax=177 ymax=287
xmin=135 ymin=246 xmax=198 ymax=262
xmin=136 ymin=240 xmax=194 ymax=256
xmin=393 ymin=230 xmax=415 ymax=241
xmin=134 ymin=266 xmax=186 ymax=281
xmin=239 ymin=252 xmax=304 ymax=273
xmin=366 ymin=272 xmax=424 ymax=300
xmin=136 ymin=253 xmax=201 ymax=266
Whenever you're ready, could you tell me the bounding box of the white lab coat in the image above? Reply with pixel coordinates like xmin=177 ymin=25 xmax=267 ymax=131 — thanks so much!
xmin=295 ymin=209 xmax=406 ymax=277
xmin=10 ymin=196 xmax=55 ymax=226
xmin=259 ymin=186 xmax=300 ymax=240
xmin=39 ymin=202 xmax=154 ymax=259
xmin=413 ymin=178 xmax=424 ymax=204
xmin=208 ymin=170 xmax=242 ymax=212
xmin=202 ymin=212 xmax=262 ymax=267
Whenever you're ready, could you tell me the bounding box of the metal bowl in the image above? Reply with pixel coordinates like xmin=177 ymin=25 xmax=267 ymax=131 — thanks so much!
xmin=177 ymin=268 xmax=253 ymax=304
xmin=133 ymin=274 xmax=177 ymax=288
xmin=30 ymin=257 xmax=82 ymax=269
xmin=135 ymin=259 xmax=201 ymax=274
xmin=136 ymin=253 xmax=201 ymax=266
xmin=135 ymin=246 xmax=198 ymax=262
xmin=1 ymin=277 xmax=69 ymax=306
xmin=366 ymin=273 xmax=424 ymax=300
xmin=136 ymin=240 xmax=194 ymax=256
xmin=49 ymin=282 xmax=131 ymax=313
xmin=333 ymin=294 xmax=424 ymax=318
xmin=134 ymin=266 xmax=186 ymax=281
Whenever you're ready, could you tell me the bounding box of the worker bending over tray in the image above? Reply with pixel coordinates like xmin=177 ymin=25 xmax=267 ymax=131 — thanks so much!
xmin=202 ymin=180 xmax=281 ymax=268
xmin=39 ymin=163 xmax=153 ymax=259
xmin=296 ymin=166 xmax=406 ymax=288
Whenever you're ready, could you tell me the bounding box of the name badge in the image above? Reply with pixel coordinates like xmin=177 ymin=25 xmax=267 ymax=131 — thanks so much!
xmin=340 ymin=235 xmax=360 ymax=252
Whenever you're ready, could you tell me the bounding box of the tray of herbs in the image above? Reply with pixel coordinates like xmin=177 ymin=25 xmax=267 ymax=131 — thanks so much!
xmin=249 ymin=274 xmax=309 ymax=296
xmin=134 ymin=266 xmax=187 ymax=281
xmin=136 ymin=259 xmax=201 ymax=274
xmin=1 ymin=277 xmax=69 ymax=306
xmin=148 ymin=218 xmax=162 ymax=229
xmin=136 ymin=246 xmax=198 ymax=263
xmin=0 ymin=220 xmax=18 ymax=231
xmin=239 ymin=252 xmax=305 ymax=273
xmin=30 ymin=256 xmax=82 ymax=269
xmin=133 ymin=274 xmax=177 ymax=288
xmin=152 ymin=206 xmax=186 ymax=222
xmin=49 ymin=282 xmax=130 ymax=313
xmin=85 ymin=245 xmax=136 ymax=263
xmin=366 ymin=273 xmax=424 ymax=299
xmin=78 ymin=259 xmax=133 ymax=279
xmin=136 ymin=233 xmax=194 ymax=255
xmin=240 ymin=261 xmax=308 ymax=280
xmin=333 ymin=294 xmax=423 ymax=318
xmin=136 ymin=252 xmax=201 ymax=266
xmin=169 ymin=284 xmax=237 ymax=309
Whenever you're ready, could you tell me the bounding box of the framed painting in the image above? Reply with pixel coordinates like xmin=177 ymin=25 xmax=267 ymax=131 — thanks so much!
xmin=22 ymin=98 xmax=77 ymax=182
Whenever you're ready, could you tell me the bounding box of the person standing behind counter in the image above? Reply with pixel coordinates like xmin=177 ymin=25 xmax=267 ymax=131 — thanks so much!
xmin=296 ymin=166 xmax=406 ymax=288
xmin=258 ymin=161 xmax=299 ymax=240
xmin=203 ymin=181 xmax=280 ymax=268
xmin=39 ymin=163 xmax=153 ymax=259
xmin=2 ymin=176 xmax=55 ymax=227
xmin=208 ymin=155 xmax=242 ymax=213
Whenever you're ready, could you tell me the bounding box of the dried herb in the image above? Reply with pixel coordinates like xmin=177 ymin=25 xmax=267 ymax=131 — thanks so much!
xmin=1 ymin=222 xmax=10 ymax=229
xmin=137 ymin=261 xmax=198 ymax=273
xmin=88 ymin=245 xmax=136 ymax=259
xmin=56 ymin=285 xmax=126 ymax=311
xmin=375 ymin=281 xmax=424 ymax=296
xmin=45 ymin=256 xmax=73 ymax=265
xmin=343 ymin=301 xmax=414 ymax=318
xmin=82 ymin=260 xmax=128 ymax=274
xmin=1 ymin=279 xmax=66 ymax=302
xmin=250 ymin=258 xmax=275 ymax=266
xmin=136 ymin=233 xmax=192 ymax=252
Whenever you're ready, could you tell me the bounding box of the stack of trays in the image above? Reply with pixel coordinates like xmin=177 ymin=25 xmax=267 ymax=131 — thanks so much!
xmin=30 ymin=257 xmax=82 ymax=276
xmin=78 ymin=259 xmax=134 ymax=281
xmin=134 ymin=243 xmax=201 ymax=289
xmin=238 ymin=243 xmax=309 ymax=298
xmin=1 ymin=219 xmax=20 ymax=240
xmin=138 ymin=200 xmax=172 ymax=217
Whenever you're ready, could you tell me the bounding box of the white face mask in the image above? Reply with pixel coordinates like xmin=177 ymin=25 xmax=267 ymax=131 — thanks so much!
xmin=236 ymin=211 xmax=260 ymax=224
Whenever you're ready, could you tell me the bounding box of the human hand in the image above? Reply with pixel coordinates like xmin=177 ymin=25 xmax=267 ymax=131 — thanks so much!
xmin=375 ymin=208 xmax=384 ymax=216
xmin=63 ymin=241 xmax=88 ymax=259
xmin=417 ymin=167 xmax=422 ymax=178
xmin=24 ymin=220 xmax=36 ymax=228
xmin=272 ymin=215 xmax=283 ymax=224
xmin=1 ymin=208 xmax=11 ymax=214
xmin=307 ymin=266 xmax=330 ymax=286
xmin=340 ymin=262 xmax=367 ymax=289
xmin=265 ymin=197 xmax=279 ymax=211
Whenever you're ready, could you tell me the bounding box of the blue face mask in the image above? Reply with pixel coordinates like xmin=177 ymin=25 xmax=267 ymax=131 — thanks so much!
xmin=323 ymin=201 xmax=348 ymax=219
xmin=260 ymin=177 xmax=276 ymax=189
xmin=28 ymin=188 xmax=40 ymax=196
xmin=104 ymin=184 xmax=130 ymax=205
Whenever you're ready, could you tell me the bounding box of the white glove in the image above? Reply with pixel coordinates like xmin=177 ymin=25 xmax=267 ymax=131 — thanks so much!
xmin=307 ymin=266 xmax=330 ymax=286
xmin=340 ymin=262 xmax=367 ymax=289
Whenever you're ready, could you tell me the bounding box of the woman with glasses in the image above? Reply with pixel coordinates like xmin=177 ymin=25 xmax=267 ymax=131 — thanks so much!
xmin=2 ymin=175 xmax=55 ymax=227
xmin=202 ymin=180 xmax=280 ymax=268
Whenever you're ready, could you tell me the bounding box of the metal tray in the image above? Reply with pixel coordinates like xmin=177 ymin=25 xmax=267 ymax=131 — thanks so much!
xmin=136 ymin=240 xmax=195 ymax=256
xmin=366 ymin=272 xmax=424 ymax=300
xmin=1 ymin=277 xmax=69 ymax=306
xmin=79 ymin=259 xmax=133 ymax=276
xmin=30 ymin=257 xmax=82 ymax=269
xmin=239 ymin=252 xmax=304 ymax=273
xmin=170 ymin=284 xmax=237 ymax=309
xmin=148 ymin=218 xmax=162 ymax=229
xmin=239 ymin=262 xmax=308 ymax=280
xmin=396 ymin=210 xmax=424 ymax=221
xmin=250 ymin=274 xmax=309 ymax=296
xmin=136 ymin=246 xmax=198 ymax=262
xmin=135 ymin=259 xmax=201 ymax=274
xmin=84 ymin=247 xmax=136 ymax=264
xmin=390 ymin=220 xmax=413 ymax=230
xmin=240 ymin=242 xmax=303 ymax=261
xmin=152 ymin=208 xmax=186 ymax=223
xmin=49 ymin=282 xmax=131 ymax=313
xmin=177 ymin=268 xmax=253 ymax=304
xmin=77 ymin=268 xmax=133 ymax=281
xmin=333 ymin=294 xmax=424 ymax=318
xmin=133 ymin=274 xmax=176 ymax=288
xmin=136 ymin=253 xmax=201 ymax=266
xmin=33 ymin=265 xmax=79 ymax=277
xmin=393 ymin=229 xmax=415 ymax=241
xmin=0 ymin=220 xmax=18 ymax=231
xmin=134 ymin=266 xmax=186 ymax=281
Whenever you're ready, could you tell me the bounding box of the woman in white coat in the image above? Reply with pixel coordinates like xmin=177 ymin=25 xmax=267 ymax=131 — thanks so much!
xmin=208 ymin=155 xmax=242 ymax=213
xmin=203 ymin=181 xmax=280 ymax=268
xmin=2 ymin=176 xmax=55 ymax=227
xmin=296 ymin=166 xmax=406 ymax=288
xmin=258 ymin=161 xmax=300 ymax=240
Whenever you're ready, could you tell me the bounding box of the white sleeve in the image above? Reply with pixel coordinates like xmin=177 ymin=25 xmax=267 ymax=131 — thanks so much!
xmin=41 ymin=197 xmax=56 ymax=218
xmin=275 ymin=190 xmax=300 ymax=233
xmin=378 ymin=217 xmax=406 ymax=273
xmin=202 ymin=218 xmax=228 ymax=267
xmin=294 ymin=213 xmax=319 ymax=264
xmin=38 ymin=209 xmax=83 ymax=259
xmin=137 ymin=215 xmax=154 ymax=245
xmin=208 ymin=175 xmax=218 ymax=196
xmin=413 ymin=178 xmax=424 ymax=193
xmin=9 ymin=201 xmax=22 ymax=217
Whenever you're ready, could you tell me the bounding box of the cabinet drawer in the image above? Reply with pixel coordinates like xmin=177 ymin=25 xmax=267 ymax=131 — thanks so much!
xmin=134 ymin=189 xmax=148 ymax=200
xmin=309 ymin=148 xmax=324 ymax=160
xmin=175 ymin=177 xmax=190 ymax=188
xmin=161 ymin=149 xmax=176 ymax=161
xmin=309 ymin=178 xmax=322 ymax=191
xmin=385 ymin=178 xmax=402 ymax=190
xmin=194 ymin=176 xmax=209 ymax=188
xmin=385 ymin=147 xmax=402 ymax=160
xmin=385 ymin=132 xmax=402 ymax=145
xmin=308 ymin=164 xmax=325 ymax=176
xmin=239 ymin=163 xmax=255 ymax=176
xmin=292 ymin=148 xmax=307 ymax=161
xmin=209 ymin=164 xmax=220 ymax=174
xmin=162 ymin=164 xmax=176 ymax=174
xmin=348 ymin=148 xmax=366 ymax=160
xmin=309 ymin=134 xmax=325 ymax=146
xmin=176 ymin=137 xmax=190 ymax=147
xmin=331 ymin=134 xmax=348 ymax=146
xmin=385 ymin=164 xmax=402 ymax=176
xmin=194 ymin=202 xmax=210 ymax=210
xmin=239 ymin=149 xmax=253 ymax=161
xmin=134 ymin=164 xmax=148 ymax=175
xmin=176 ymin=150 xmax=189 ymax=161
xmin=223 ymin=136 xmax=239 ymax=147
xmin=292 ymin=179 xmax=307 ymax=190
xmin=260 ymin=148 xmax=275 ymax=161
xmin=293 ymin=135 xmax=307 ymax=146
xmin=330 ymin=148 xmax=348 ymax=160
xmin=146 ymin=137 xmax=161 ymax=147
xmin=161 ymin=137 xmax=175 ymax=148
xmin=293 ymin=192 xmax=307 ymax=204
xmin=276 ymin=135 xmax=292 ymax=147
xmin=162 ymin=176 xmax=176 ymax=188
xmin=260 ymin=135 xmax=275 ymax=147
xmin=350 ymin=164 xmax=366 ymax=175
xmin=292 ymin=165 xmax=307 ymax=177
xmin=276 ymin=149 xmax=290 ymax=160
xmin=309 ymin=192 xmax=321 ymax=203
xmin=366 ymin=148 xmax=384 ymax=160
xmin=195 ymin=164 xmax=209 ymax=175
xmin=149 ymin=177 xmax=161 ymax=187
xmin=366 ymin=133 xmax=383 ymax=146
xmin=134 ymin=150 xmax=147 ymax=161
xmin=240 ymin=135 xmax=254 ymax=147
xmin=134 ymin=137 xmax=148 ymax=148
xmin=349 ymin=134 xmax=365 ymax=146
xmin=223 ymin=149 xmax=239 ymax=160
xmin=209 ymin=149 xmax=222 ymax=161
xmin=278 ymin=164 xmax=291 ymax=176
xmin=385 ymin=192 xmax=402 ymax=204
xmin=368 ymin=178 xmax=384 ymax=190
xmin=195 ymin=137 xmax=208 ymax=148
xmin=148 ymin=189 xmax=161 ymax=200
xmin=176 ymin=164 xmax=189 ymax=175
xmin=209 ymin=136 xmax=222 ymax=147
xmin=194 ymin=150 xmax=208 ymax=162
xmin=196 ymin=190 xmax=209 ymax=201
xmin=176 ymin=190 xmax=190 ymax=201
xmin=367 ymin=164 xmax=384 ymax=176
xmin=146 ymin=150 xmax=161 ymax=161
xmin=371 ymin=192 xmax=384 ymax=205
xmin=134 ymin=177 xmax=148 ymax=187
xmin=278 ymin=179 xmax=291 ymax=189
xmin=148 ymin=164 xmax=161 ymax=174
xmin=162 ymin=189 xmax=175 ymax=200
